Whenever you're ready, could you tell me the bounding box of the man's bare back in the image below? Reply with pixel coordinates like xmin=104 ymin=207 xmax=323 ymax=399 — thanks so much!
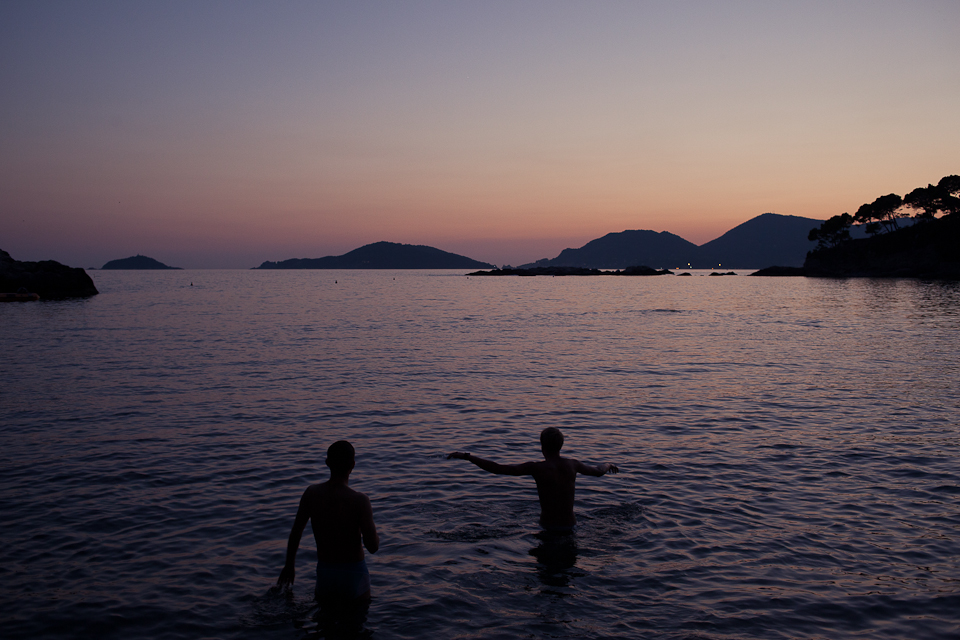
xmin=448 ymin=428 xmax=619 ymax=529
xmin=277 ymin=441 xmax=378 ymax=596
xmin=300 ymin=481 xmax=376 ymax=563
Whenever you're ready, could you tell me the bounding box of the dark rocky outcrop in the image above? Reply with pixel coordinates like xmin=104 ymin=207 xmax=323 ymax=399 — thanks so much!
xmin=750 ymin=266 xmax=807 ymax=276
xmin=469 ymin=266 xmax=604 ymax=276
xmin=101 ymin=255 xmax=181 ymax=269
xmin=803 ymin=214 xmax=960 ymax=279
xmin=0 ymin=250 xmax=99 ymax=298
xmin=467 ymin=265 xmax=673 ymax=276
xmin=256 ymin=241 xmax=494 ymax=269
xmin=620 ymin=265 xmax=674 ymax=276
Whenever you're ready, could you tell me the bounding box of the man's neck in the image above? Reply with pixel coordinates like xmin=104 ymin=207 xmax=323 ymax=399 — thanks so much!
xmin=327 ymin=474 xmax=350 ymax=486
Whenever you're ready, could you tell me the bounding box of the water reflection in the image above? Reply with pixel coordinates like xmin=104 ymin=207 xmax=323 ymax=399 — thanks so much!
xmin=914 ymin=280 xmax=960 ymax=319
xmin=529 ymin=530 xmax=582 ymax=593
xmin=5 ymin=271 xmax=959 ymax=640
xmin=303 ymin=595 xmax=371 ymax=640
xmin=252 ymin=584 xmax=372 ymax=639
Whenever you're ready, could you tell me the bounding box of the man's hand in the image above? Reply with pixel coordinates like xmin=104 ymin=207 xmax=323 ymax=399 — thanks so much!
xmin=601 ymin=463 xmax=620 ymax=475
xmin=447 ymin=452 xmax=468 ymax=460
xmin=277 ymin=564 xmax=295 ymax=587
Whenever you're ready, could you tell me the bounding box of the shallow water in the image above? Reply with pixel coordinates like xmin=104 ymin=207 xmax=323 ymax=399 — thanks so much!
xmin=1 ymin=270 xmax=958 ymax=639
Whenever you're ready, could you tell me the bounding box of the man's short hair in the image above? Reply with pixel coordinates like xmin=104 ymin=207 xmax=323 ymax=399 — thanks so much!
xmin=326 ymin=440 xmax=355 ymax=474
xmin=540 ymin=427 xmax=564 ymax=453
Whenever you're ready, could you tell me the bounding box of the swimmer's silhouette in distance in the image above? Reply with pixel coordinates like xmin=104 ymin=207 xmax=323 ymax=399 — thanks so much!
xmin=448 ymin=427 xmax=619 ymax=530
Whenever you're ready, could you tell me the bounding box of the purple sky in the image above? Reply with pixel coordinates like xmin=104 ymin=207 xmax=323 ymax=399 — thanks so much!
xmin=2 ymin=1 xmax=958 ymax=268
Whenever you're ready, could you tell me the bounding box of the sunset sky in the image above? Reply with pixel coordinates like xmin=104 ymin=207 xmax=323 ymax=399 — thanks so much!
xmin=3 ymin=1 xmax=958 ymax=268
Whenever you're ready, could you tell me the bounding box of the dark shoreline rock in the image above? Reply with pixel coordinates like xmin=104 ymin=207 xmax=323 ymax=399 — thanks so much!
xmin=467 ymin=265 xmax=673 ymax=276
xmin=1 ymin=250 xmax=99 ymax=299
xmin=750 ymin=266 xmax=807 ymax=276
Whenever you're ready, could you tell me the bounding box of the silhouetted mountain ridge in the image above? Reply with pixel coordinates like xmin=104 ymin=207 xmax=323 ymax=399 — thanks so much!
xmin=256 ymin=241 xmax=494 ymax=269
xmin=521 ymin=213 xmax=849 ymax=269
xmin=523 ymin=230 xmax=698 ymax=269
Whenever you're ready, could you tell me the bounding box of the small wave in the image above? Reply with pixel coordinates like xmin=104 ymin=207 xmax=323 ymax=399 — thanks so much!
xmin=428 ymin=524 xmax=520 ymax=542
xmin=931 ymin=484 xmax=960 ymax=494
xmin=241 ymin=585 xmax=315 ymax=629
xmin=586 ymin=501 xmax=644 ymax=523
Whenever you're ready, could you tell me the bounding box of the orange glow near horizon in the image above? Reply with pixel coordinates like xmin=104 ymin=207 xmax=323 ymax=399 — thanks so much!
xmin=2 ymin=3 xmax=958 ymax=268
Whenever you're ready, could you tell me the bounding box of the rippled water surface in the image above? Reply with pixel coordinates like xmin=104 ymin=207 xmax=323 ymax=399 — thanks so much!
xmin=2 ymin=270 xmax=958 ymax=639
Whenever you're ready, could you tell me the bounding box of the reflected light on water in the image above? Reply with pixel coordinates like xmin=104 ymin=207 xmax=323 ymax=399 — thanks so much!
xmin=1 ymin=270 xmax=958 ymax=639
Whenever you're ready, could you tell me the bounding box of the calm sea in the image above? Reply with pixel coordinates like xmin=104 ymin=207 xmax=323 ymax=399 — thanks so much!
xmin=1 ymin=270 xmax=958 ymax=639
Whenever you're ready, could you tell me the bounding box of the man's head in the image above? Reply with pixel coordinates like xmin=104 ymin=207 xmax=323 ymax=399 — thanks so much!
xmin=326 ymin=440 xmax=356 ymax=476
xmin=540 ymin=427 xmax=564 ymax=454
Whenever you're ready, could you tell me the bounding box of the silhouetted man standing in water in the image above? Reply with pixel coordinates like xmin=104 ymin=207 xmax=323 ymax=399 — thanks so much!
xmin=278 ymin=440 xmax=379 ymax=614
xmin=448 ymin=427 xmax=619 ymax=531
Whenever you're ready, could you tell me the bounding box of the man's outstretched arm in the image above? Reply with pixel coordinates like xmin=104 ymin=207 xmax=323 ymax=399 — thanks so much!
xmin=575 ymin=461 xmax=620 ymax=477
xmin=277 ymin=490 xmax=311 ymax=587
xmin=448 ymin=452 xmax=536 ymax=476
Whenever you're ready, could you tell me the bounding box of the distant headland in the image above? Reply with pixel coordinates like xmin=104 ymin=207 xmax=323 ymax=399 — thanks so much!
xmin=804 ymin=213 xmax=960 ymax=279
xmin=754 ymin=175 xmax=960 ymax=278
xmin=1 ymin=249 xmax=99 ymax=298
xmin=505 ymin=175 xmax=959 ymax=278
xmin=101 ymin=255 xmax=182 ymax=270
xmin=256 ymin=241 xmax=494 ymax=269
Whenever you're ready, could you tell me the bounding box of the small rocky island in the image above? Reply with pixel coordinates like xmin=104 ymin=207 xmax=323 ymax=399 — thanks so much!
xmin=1 ymin=249 xmax=99 ymax=298
xmin=101 ymin=255 xmax=181 ymax=269
xmin=468 ymin=265 xmax=673 ymax=276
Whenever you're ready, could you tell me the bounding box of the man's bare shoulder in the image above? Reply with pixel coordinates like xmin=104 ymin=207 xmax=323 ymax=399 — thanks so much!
xmin=517 ymin=459 xmax=543 ymax=473
xmin=530 ymin=457 xmax=579 ymax=475
xmin=307 ymin=482 xmax=369 ymax=503
xmin=347 ymin=487 xmax=371 ymax=505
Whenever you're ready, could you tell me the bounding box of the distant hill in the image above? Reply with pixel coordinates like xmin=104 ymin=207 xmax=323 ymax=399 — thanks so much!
xmin=521 ymin=213 xmax=840 ymax=269
xmin=697 ymin=213 xmax=823 ymax=268
xmin=256 ymin=241 xmax=495 ymax=269
xmin=102 ymin=255 xmax=181 ymax=270
xmin=521 ymin=230 xmax=699 ymax=270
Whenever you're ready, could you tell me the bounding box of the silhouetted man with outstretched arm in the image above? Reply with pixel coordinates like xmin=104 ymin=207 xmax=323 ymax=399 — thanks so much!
xmin=448 ymin=427 xmax=619 ymax=531
xmin=278 ymin=440 xmax=379 ymax=603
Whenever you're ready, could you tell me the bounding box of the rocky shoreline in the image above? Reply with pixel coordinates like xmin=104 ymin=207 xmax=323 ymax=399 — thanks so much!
xmin=1 ymin=250 xmax=99 ymax=299
xmin=467 ymin=265 xmax=673 ymax=276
